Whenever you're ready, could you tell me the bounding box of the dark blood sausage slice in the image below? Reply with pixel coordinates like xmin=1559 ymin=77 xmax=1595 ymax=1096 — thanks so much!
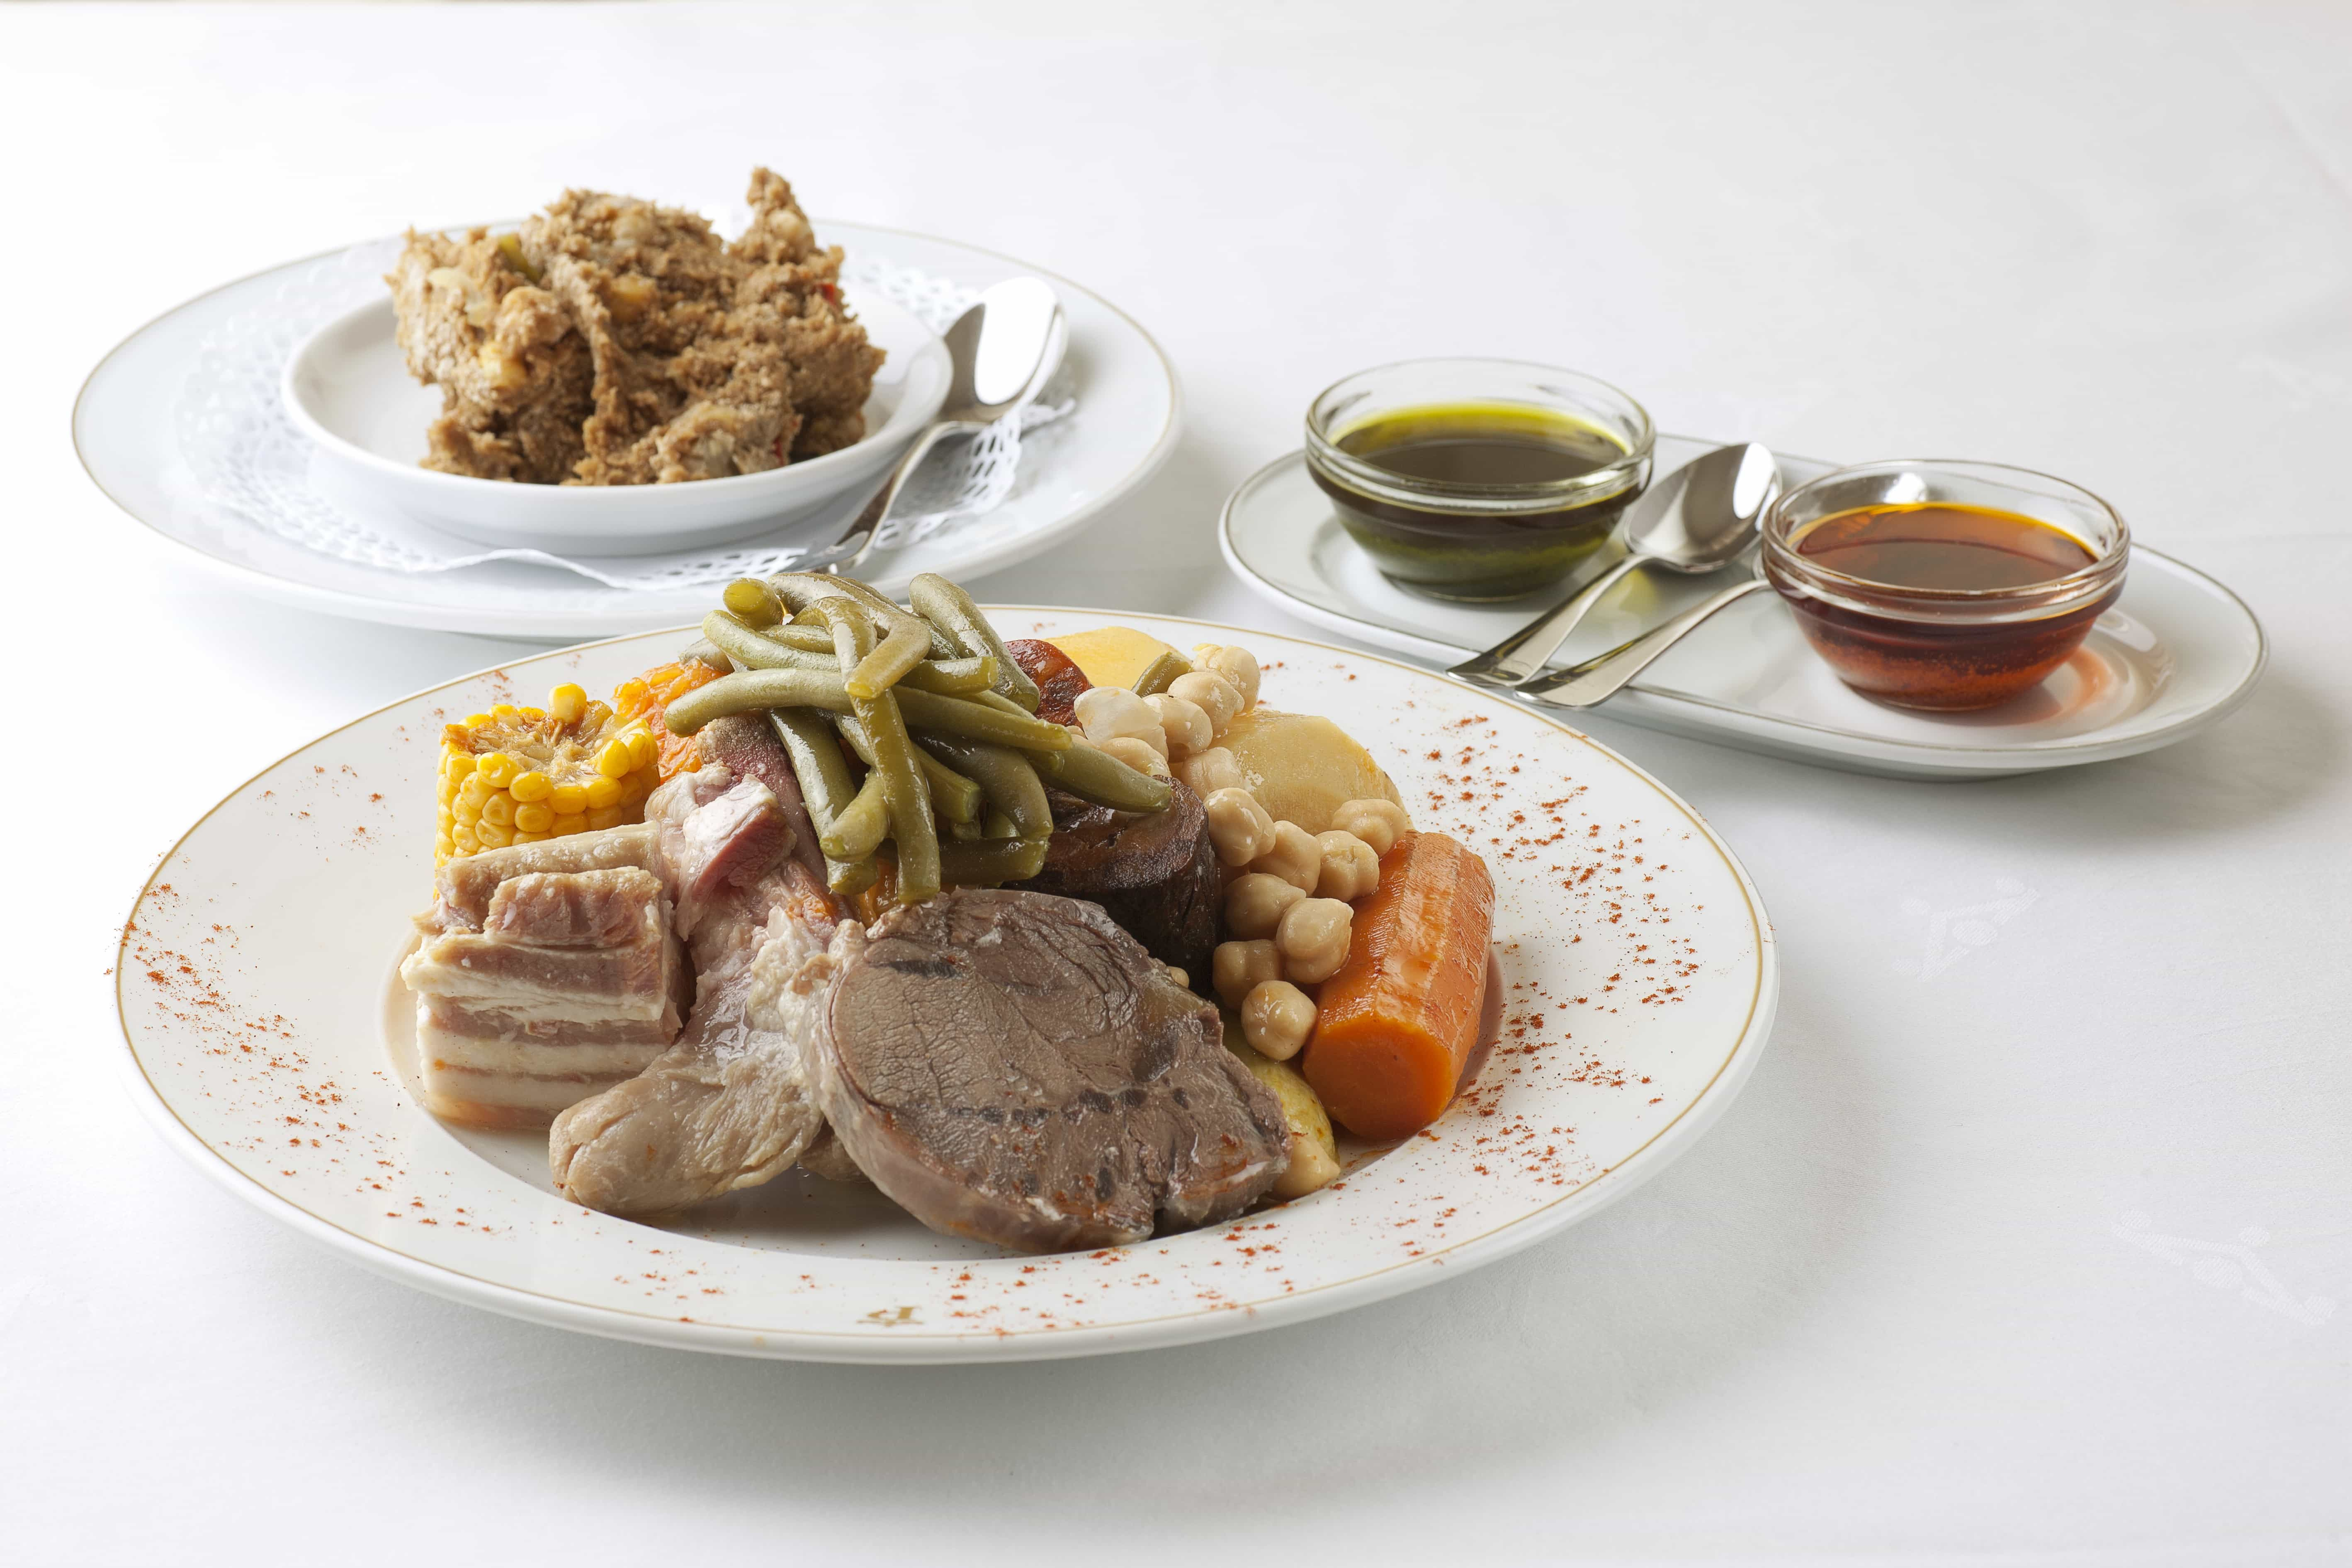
xmin=1012 ymin=777 xmax=1220 ymax=982
xmin=814 ymin=889 xmax=1290 ymax=1253
xmin=1004 ymin=638 xmax=1091 ymax=726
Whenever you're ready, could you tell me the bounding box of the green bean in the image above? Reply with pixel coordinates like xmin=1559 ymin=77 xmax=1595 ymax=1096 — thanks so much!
xmin=896 ymin=654 xmax=996 ymax=695
xmin=811 ymin=600 xmax=938 ymax=901
xmin=982 ymin=810 xmax=1017 ymax=840
xmin=679 ymin=637 xmax=733 ymax=672
xmin=858 ymin=695 xmax=938 ymax=904
xmin=722 ymin=577 xmax=784 ymax=627
xmin=944 ymin=816 xmax=984 ymax=843
xmin=913 ymin=749 xmax=983 ymax=825
xmin=843 ymin=716 xmax=983 ymax=825
xmin=896 ymin=687 xmax=1072 ymax=751
xmin=936 ymin=836 xmax=1052 ymax=887
xmin=1130 ymin=649 xmax=1194 ymax=698
xmin=770 ymin=573 xmax=957 ymax=659
xmin=964 ymin=687 xmax=1035 ymax=719
xmin=909 ymin=574 xmax=1042 ymax=712
xmin=770 ymin=710 xmax=858 ymax=830
xmin=848 ymin=614 xmax=933 ymax=700
xmin=916 ymin=736 xmax=1054 ymax=840
xmin=767 ymin=712 xmax=873 ymax=889
xmin=702 ymin=611 xmax=841 ymax=674
xmin=1025 ymin=737 xmax=1173 ymax=814
xmin=664 ymin=669 xmax=852 ymax=734
xmin=663 ymin=664 xmax=1071 ymax=750
xmin=828 ymin=576 xmax=960 ymax=659
xmin=764 ymin=620 xmax=841 ymax=653
xmin=821 ymin=772 xmax=892 ymax=861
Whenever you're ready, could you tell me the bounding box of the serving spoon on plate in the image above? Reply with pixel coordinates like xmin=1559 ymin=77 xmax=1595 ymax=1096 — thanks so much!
xmin=815 ymin=276 xmax=1066 ymax=575
xmin=1448 ymin=441 xmax=1781 ymax=688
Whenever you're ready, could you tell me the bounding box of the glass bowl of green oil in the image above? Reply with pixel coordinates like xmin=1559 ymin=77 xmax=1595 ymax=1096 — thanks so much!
xmin=1305 ymin=360 xmax=1653 ymax=601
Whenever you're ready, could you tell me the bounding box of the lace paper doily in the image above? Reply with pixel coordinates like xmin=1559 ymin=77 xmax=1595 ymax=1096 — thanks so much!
xmin=171 ymin=242 xmax=1074 ymax=592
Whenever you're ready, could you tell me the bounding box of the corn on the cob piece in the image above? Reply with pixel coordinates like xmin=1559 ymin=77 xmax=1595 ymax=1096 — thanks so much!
xmin=435 ymin=677 xmax=666 ymax=865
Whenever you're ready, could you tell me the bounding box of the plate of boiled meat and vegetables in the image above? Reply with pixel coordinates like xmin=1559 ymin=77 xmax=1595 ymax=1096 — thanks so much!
xmin=115 ymin=574 xmax=1776 ymax=1361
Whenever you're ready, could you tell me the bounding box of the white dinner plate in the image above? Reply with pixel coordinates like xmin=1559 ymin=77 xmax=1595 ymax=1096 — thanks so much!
xmin=75 ymin=225 xmax=1179 ymax=638
xmin=281 ymin=289 xmax=952 ymax=555
xmin=114 ymin=610 xmax=1776 ymax=1363
xmin=1222 ymin=438 xmax=2267 ymax=779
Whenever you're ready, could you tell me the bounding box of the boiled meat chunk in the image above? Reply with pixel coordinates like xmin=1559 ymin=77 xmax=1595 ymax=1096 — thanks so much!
xmin=811 ymin=889 xmax=1291 ymax=1254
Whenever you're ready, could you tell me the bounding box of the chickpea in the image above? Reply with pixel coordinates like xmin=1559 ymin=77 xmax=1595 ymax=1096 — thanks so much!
xmin=1176 ymin=745 xmax=1244 ymax=799
xmin=1276 ymin=897 xmax=1353 ymax=984
xmin=1315 ymin=830 xmax=1380 ymax=902
xmin=1212 ymin=938 xmax=1282 ymax=1009
xmin=1242 ymin=980 xmax=1317 ymax=1062
xmin=1074 ymin=686 xmax=1165 ymax=754
xmin=1203 ymin=788 xmax=1277 ymax=868
xmin=1251 ymin=820 xmax=1322 ymax=892
xmin=1331 ymin=797 xmax=1409 ymax=857
xmin=1098 ymin=735 xmax=1171 ymax=778
xmin=1276 ymin=1130 xmax=1341 ymax=1199
xmin=1169 ymin=670 xmax=1242 ymax=733
xmin=1163 ymin=964 xmax=1190 ymax=991
xmin=1146 ymin=692 xmax=1213 ymax=758
xmin=1225 ymin=871 xmax=1307 ymax=940
xmin=1208 ymin=645 xmax=1261 ymax=710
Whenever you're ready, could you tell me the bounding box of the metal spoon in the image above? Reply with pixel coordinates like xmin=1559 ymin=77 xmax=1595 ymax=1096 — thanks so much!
xmin=1519 ymin=558 xmax=1773 ymax=707
xmin=1448 ymin=442 xmax=1781 ymax=688
xmin=816 ymin=276 xmax=1065 ymax=575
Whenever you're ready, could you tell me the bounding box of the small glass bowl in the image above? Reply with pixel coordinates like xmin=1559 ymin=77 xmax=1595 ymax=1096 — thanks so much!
xmin=1762 ymin=459 xmax=2130 ymax=711
xmin=1305 ymin=359 xmax=1654 ymax=601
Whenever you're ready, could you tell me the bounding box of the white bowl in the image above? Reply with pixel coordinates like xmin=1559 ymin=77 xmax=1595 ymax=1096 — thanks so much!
xmin=281 ymin=287 xmax=950 ymax=556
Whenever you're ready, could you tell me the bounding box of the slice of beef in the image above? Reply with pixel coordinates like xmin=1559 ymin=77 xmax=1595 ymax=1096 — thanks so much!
xmin=1005 ymin=639 xmax=1091 ymax=726
xmin=811 ymin=889 xmax=1289 ymax=1253
xmin=1012 ymin=777 xmax=1219 ymax=982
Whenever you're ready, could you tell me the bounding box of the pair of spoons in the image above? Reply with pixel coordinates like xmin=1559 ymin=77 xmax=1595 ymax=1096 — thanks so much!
xmin=1448 ymin=442 xmax=1783 ymax=707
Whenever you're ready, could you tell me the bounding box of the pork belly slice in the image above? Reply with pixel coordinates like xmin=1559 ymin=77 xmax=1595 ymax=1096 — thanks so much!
xmin=401 ymin=922 xmax=683 ymax=1022
xmin=419 ymin=1065 xmax=650 ymax=1130
xmin=419 ymin=993 xmax=685 ymax=1049
xmin=482 ymin=867 xmax=666 ymax=947
xmin=421 ymin=1032 xmax=670 ymax=1080
xmin=430 ymin=824 xmax=658 ymax=931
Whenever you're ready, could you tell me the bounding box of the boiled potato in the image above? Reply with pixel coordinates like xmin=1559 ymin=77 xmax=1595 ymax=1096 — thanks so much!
xmin=1219 ymin=708 xmax=1408 ymax=834
xmin=1224 ymin=1018 xmax=1341 ymax=1198
xmin=1047 ymin=626 xmax=1181 ymax=691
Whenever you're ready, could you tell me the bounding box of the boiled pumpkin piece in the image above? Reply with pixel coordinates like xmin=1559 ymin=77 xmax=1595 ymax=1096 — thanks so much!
xmin=1047 ymin=625 xmax=1182 ymax=690
xmin=1218 ymin=707 xmax=1407 ymax=835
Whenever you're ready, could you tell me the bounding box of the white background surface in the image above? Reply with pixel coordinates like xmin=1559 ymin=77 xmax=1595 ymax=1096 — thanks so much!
xmin=3 ymin=2 xmax=2347 ymax=1563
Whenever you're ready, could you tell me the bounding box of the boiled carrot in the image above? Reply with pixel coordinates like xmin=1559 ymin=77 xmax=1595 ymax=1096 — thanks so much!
xmin=1302 ymin=831 xmax=1495 ymax=1140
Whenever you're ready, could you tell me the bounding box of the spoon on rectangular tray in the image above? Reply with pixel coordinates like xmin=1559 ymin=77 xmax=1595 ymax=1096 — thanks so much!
xmin=815 ymin=275 xmax=1067 ymax=576
xmin=1514 ymin=556 xmax=1775 ymax=707
xmin=1447 ymin=441 xmax=1782 ymax=688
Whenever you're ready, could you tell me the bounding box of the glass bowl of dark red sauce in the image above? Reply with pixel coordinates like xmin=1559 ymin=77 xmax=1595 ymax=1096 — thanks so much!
xmin=1761 ymin=459 xmax=2130 ymax=711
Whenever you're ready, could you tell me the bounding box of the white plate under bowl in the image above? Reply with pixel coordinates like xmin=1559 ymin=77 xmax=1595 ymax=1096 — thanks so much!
xmin=114 ymin=610 xmax=1776 ymax=1364
xmin=1221 ymin=438 xmax=2267 ymax=780
xmin=281 ymin=289 xmax=950 ymax=556
xmin=74 ymin=224 xmax=1179 ymax=638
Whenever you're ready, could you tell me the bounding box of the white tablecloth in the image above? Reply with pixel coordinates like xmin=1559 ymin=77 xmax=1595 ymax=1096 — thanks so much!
xmin=4 ymin=3 xmax=2346 ymax=1562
